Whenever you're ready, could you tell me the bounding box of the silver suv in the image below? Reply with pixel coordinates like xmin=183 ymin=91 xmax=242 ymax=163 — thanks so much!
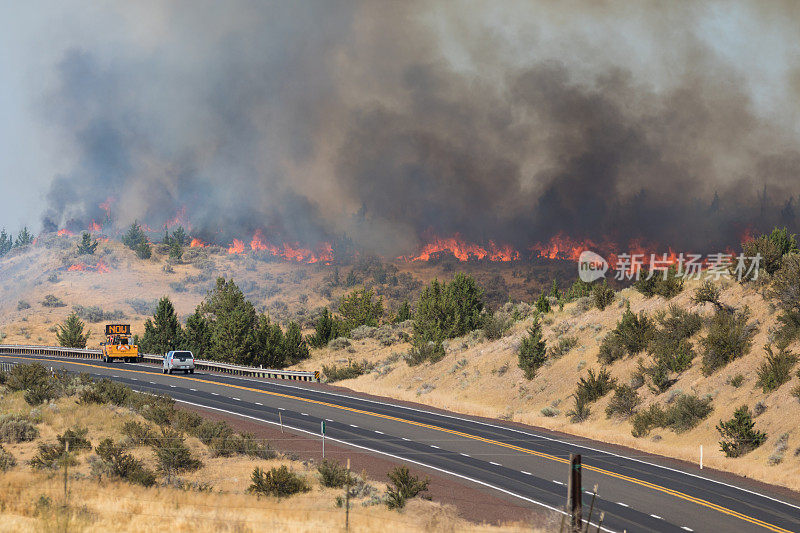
xmin=163 ymin=350 xmax=195 ymax=374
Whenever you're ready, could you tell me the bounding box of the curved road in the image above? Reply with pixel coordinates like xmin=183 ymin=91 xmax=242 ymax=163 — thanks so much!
xmin=2 ymin=353 xmax=799 ymax=533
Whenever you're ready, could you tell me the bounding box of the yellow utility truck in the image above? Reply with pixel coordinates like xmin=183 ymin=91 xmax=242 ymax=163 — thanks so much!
xmin=101 ymin=324 xmax=139 ymax=363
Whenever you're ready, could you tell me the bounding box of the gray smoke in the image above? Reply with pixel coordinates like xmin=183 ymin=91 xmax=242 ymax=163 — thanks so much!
xmin=36 ymin=1 xmax=800 ymax=255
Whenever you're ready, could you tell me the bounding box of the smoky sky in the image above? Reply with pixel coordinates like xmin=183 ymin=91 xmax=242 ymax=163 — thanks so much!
xmin=23 ymin=1 xmax=800 ymax=253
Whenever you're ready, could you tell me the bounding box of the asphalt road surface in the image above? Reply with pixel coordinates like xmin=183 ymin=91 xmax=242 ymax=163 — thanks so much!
xmin=2 ymin=353 xmax=799 ymax=533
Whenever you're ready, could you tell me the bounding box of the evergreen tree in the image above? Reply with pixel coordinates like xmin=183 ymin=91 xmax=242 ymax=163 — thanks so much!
xmin=518 ymin=319 xmax=547 ymax=379
xmin=171 ymin=226 xmax=187 ymax=246
xmin=135 ymin=242 xmax=152 ymax=260
xmin=13 ymin=226 xmax=34 ymax=248
xmin=283 ymin=321 xmax=310 ymax=364
xmin=550 ymin=279 xmax=561 ymax=299
xmin=168 ymin=239 xmax=183 ymax=261
xmin=717 ymin=405 xmax=767 ymax=457
xmin=183 ymin=308 xmax=213 ymax=359
xmin=76 ymin=232 xmax=99 ymax=255
xmin=56 ymin=312 xmax=90 ymax=348
xmin=535 ymin=291 xmax=551 ymax=313
xmin=201 ymin=278 xmax=256 ymax=363
xmin=251 ymin=314 xmax=285 ymax=368
xmin=308 ymin=308 xmax=341 ymax=348
xmin=122 ymin=221 xmax=148 ymax=250
xmin=338 ymin=287 xmax=383 ymax=331
xmin=0 ymin=229 xmax=12 ymax=257
xmin=444 ymin=273 xmax=484 ymax=337
xmin=395 ymin=300 xmax=412 ymax=323
xmin=140 ymin=296 xmax=183 ymax=354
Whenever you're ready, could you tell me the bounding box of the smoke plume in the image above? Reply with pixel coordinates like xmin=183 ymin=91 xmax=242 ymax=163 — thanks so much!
xmin=36 ymin=1 xmax=800 ymax=255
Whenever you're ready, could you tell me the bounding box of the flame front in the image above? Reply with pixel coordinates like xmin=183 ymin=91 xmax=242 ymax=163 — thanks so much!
xmin=67 ymin=260 xmax=110 ymax=273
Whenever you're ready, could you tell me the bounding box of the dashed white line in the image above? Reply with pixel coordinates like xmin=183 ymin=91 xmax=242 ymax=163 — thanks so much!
xmin=211 ymin=392 xmax=219 ymax=396
xmin=112 ymin=375 xmax=119 ymax=378
xmin=255 ymin=402 xmax=263 ymax=406
xmin=520 ymin=470 xmax=531 ymax=476
xmin=149 ymin=381 xmax=156 ymax=384
xmin=232 ymin=398 xmax=241 ymax=401
xmin=130 ymin=378 xmax=137 ymax=381
xmin=300 ymin=413 xmax=309 ymax=416
xmin=490 ymin=461 xmax=501 ymax=466
xmin=401 ymin=437 xmax=409 ymax=441
xmin=650 ymin=514 xmax=662 ymax=520
xmin=460 ymin=453 xmax=470 ymax=457
xmin=681 ymin=527 xmax=693 ymax=532
xmin=430 ymin=445 xmax=440 ymax=449
xmin=374 ymin=430 xmax=384 ymax=434
xmin=278 ymin=407 xmax=285 ymax=411
xmin=617 ymin=502 xmax=629 ymax=507
xmin=169 ymin=385 xmax=176 ymax=388
xmin=553 ymin=480 xmax=565 ymax=486
xmin=325 ymin=419 xmax=333 ymax=422
xmin=349 ymin=424 xmax=358 ymax=428
xmin=189 ymin=388 xmax=197 ymax=391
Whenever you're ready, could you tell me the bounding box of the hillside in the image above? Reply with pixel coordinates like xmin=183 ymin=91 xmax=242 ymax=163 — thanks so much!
xmin=296 ymin=278 xmax=800 ymax=493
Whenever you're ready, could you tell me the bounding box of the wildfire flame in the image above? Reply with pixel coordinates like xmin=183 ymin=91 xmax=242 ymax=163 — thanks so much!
xmin=228 ymin=239 xmax=245 ymax=254
xmin=190 ymin=238 xmax=207 ymax=248
xmin=99 ymin=197 xmax=115 ymax=219
xmin=57 ymin=229 xmax=74 ymax=237
xmin=87 ymin=221 xmax=102 ymax=232
xmin=226 ymin=230 xmax=334 ymax=263
xmin=67 ymin=260 xmax=110 ymax=273
xmin=165 ymin=206 xmax=191 ymax=230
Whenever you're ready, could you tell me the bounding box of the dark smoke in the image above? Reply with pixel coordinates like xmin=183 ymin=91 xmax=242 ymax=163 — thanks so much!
xmin=39 ymin=1 xmax=800 ymax=254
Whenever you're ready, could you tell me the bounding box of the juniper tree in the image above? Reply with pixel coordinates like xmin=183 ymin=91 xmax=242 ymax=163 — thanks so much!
xmin=395 ymin=299 xmax=412 ymax=323
xmin=56 ymin=312 xmax=90 ymax=348
xmin=0 ymin=229 xmax=12 ymax=257
xmin=140 ymin=297 xmax=183 ymax=354
xmin=717 ymin=405 xmax=767 ymax=457
xmin=76 ymin=232 xmax=99 ymax=255
xmin=518 ymin=319 xmax=547 ymax=379
xmin=308 ymin=307 xmax=341 ymax=348
xmin=282 ymin=322 xmax=309 ymax=364
xmin=183 ymin=308 xmax=213 ymax=359
xmin=338 ymin=287 xmax=383 ymax=331
xmin=13 ymin=226 xmax=33 ymax=248
xmin=201 ymin=278 xmax=256 ymax=363
xmin=122 ymin=221 xmax=148 ymax=250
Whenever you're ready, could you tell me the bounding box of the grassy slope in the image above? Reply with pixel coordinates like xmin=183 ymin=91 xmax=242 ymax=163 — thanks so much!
xmin=0 ymin=391 xmax=531 ymax=532
xmin=296 ymin=279 xmax=800 ymax=493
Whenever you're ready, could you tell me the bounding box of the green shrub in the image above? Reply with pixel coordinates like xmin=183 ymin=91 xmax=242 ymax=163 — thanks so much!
xmin=717 ymin=405 xmax=767 ymax=457
xmin=655 ymin=305 xmax=703 ymax=341
xmin=405 ymin=340 xmax=446 ymax=366
xmin=729 ymin=374 xmax=745 ymax=388
xmin=0 ymin=444 xmax=16 ymax=471
xmin=29 ymin=443 xmax=76 ymax=470
xmin=121 ymin=421 xmax=154 ymax=446
xmin=95 ymin=438 xmax=157 ymax=487
xmin=756 ymin=345 xmax=798 ymax=393
xmin=633 ymin=267 xmax=683 ymax=299
xmin=41 ymin=294 xmax=66 ymax=308
xmin=548 ymin=336 xmax=578 ymax=359
xmin=566 ymin=394 xmax=591 ymax=423
xmin=631 ymin=404 xmax=667 ymax=437
xmin=308 ymin=308 xmax=343 ymax=348
xmin=17 ymin=300 xmax=31 ymax=311
xmin=741 ymin=234 xmax=783 ymax=278
xmin=692 ymin=279 xmax=725 ymax=310
xmin=518 ymin=320 xmax=547 ymax=379
xmin=664 ymin=395 xmax=714 ymax=433
xmin=171 ymin=410 xmax=204 ymax=434
xmin=5 ymin=363 xmax=52 ymax=392
xmin=598 ymin=305 xmax=654 ymax=364
xmin=248 ymin=465 xmax=310 ymax=498
xmin=575 ymin=368 xmax=616 ymax=403
xmin=317 ymin=459 xmax=353 ymax=488
xmin=56 ymin=426 xmax=92 ymax=453
xmin=23 ymin=381 xmax=59 ymax=406
xmin=535 ymin=292 xmax=551 ymax=313
xmin=151 ymin=427 xmax=203 ymax=481
xmin=605 ymin=384 xmax=641 ymax=419
xmin=0 ymin=415 xmax=39 ymax=443
xmin=78 ymin=378 xmax=131 ymax=406
xmin=768 ymin=254 xmax=800 ymax=343
xmin=566 ymin=278 xmax=592 ymax=301
xmin=482 ymin=312 xmax=513 ymax=340
xmin=385 ymin=466 xmax=429 ymax=509
xmin=322 ymin=360 xmax=374 ymax=382
xmin=338 ymin=288 xmax=384 ymax=331
xmin=700 ymin=308 xmax=757 ymax=375
xmin=592 ymin=281 xmax=615 ymax=310
xmin=139 ymin=396 xmax=177 ymax=426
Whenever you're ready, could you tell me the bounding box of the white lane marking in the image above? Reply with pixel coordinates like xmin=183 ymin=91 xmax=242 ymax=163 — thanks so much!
xmin=112 ymin=375 xmax=119 ymax=378
xmin=617 ymin=502 xmax=629 ymax=507
xmin=130 ymin=378 xmax=137 ymax=380
xmin=211 ymin=392 xmax=219 ymax=396
xmin=650 ymin=514 xmax=662 ymax=520
xmin=255 ymin=402 xmax=263 ymax=406
xmin=149 ymin=381 xmax=156 ymax=384
xmin=430 ymin=445 xmax=440 ymax=449
xmin=301 ymin=413 xmax=308 ymax=416
xmin=553 ymin=480 xmax=565 ymax=486
xmin=460 ymin=453 xmax=470 ymax=457
xmin=349 ymin=424 xmax=358 ymax=428
xmin=230 ymin=377 xmax=800 ymax=514
xmin=169 ymin=385 xmax=176 ymax=388
xmin=325 ymin=419 xmax=333 ymax=422
xmin=189 ymin=388 xmax=197 ymax=391
xmin=489 ymin=461 xmax=501 ymax=466
xmin=401 ymin=437 xmax=409 ymax=441
xmin=374 ymin=430 xmax=384 ymax=434
xmin=233 ymin=398 xmax=241 ymax=401
xmin=170 ymin=399 xmax=615 ymax=533
xmin=520 ymin=470 xmax=531 ymax=475
xmin=278 ymin=407 xmax=285 ymax=411
xmin=681 ymin=527 xmax=693 ymax=532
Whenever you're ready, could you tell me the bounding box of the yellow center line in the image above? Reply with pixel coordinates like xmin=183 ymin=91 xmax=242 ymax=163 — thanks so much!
xmin=3 ymin=354 xmax=793 ymax=533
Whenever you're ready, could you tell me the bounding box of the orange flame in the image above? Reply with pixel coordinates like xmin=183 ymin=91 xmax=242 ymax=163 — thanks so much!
xmin=165 ymin=206 xmax=191 ymax=230
xmin=190 ymin=238 xmax=207 ymax=248
xmin=87 ymin=221 xmax=102 ymax=232
xmin=57 ymin=229 xmax=74 ymax=237
xmin=410 ymin=234 xmax=519 ymax=262
xmin=99 ymin=197 xmax=115 ymax=219
xmin=228 ymin=239 xmax=245 ymax=254
xmin=67 ymin=260 xmax=110 ymax=273
xmin=246 ymin=230 xmax=333 ymax=263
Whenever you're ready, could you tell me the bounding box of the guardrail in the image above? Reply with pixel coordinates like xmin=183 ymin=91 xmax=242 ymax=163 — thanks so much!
xmin=0 ymin=344 xmax=320 ymax=382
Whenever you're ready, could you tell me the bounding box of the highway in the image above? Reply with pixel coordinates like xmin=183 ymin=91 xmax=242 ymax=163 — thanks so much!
xmin=2 ymin=353 xmax=799 ymax=533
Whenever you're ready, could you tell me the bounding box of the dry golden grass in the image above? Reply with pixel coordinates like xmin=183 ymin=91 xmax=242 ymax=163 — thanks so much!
xmin=0 ymin=393 xmax=537 ymax=533
xmin=297 ymin=279 xmax=800 ymax=493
